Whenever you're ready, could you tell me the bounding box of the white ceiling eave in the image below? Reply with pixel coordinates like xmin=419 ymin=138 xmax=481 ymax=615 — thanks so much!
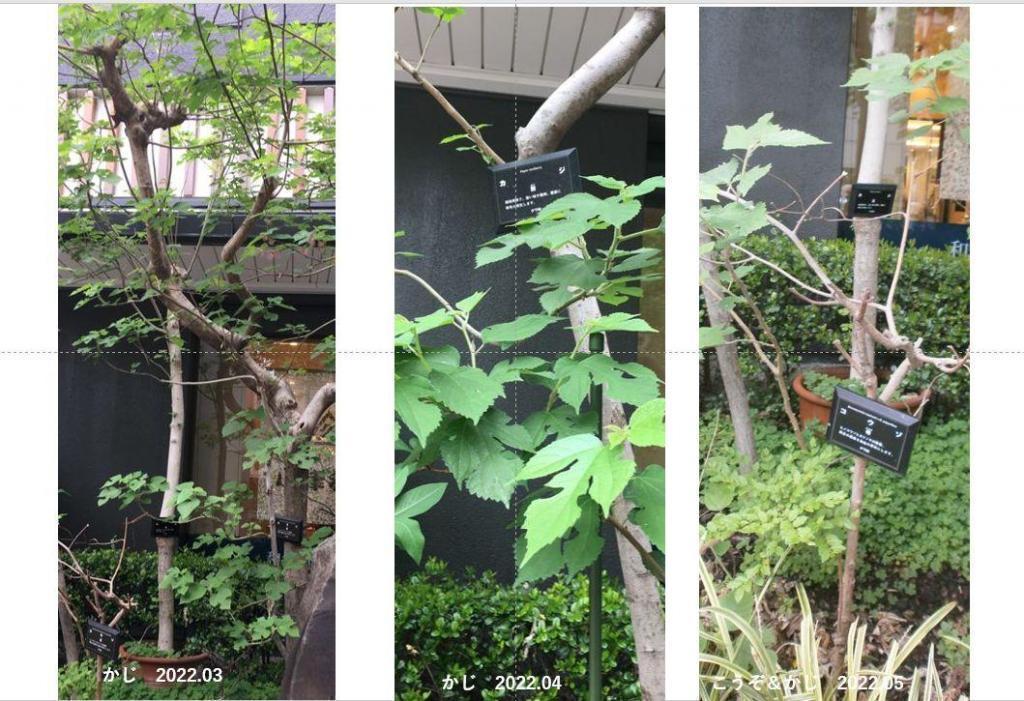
xmin=395 ymin=7 xmax=664 ymax=112
xmin=394 ymin=64 xmax=665 ymax=112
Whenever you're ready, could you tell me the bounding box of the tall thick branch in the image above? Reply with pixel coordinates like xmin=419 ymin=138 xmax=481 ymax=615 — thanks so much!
xmin=90 ymin=38 xmax=186 ymax=280
xmin=294 ymin=382 xmax=336 ymax=437
xmin=515 ymin=8 xmax=665 ymax=158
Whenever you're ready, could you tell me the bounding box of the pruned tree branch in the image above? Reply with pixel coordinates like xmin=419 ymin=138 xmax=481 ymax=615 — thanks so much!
xmin=516 ymin=8 xmax=665 ymax=158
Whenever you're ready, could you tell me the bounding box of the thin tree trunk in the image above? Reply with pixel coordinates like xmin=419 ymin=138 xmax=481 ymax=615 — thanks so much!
xmin=514 ymin=11 xmax=667 ymax=699
xmin=157 ymin=312 xmax=185 ymax=652
xmin=700 ymin=228 xmax=757 ymax=468
xmin=58 ymin=563 xmax=80 ymax=664
xmin=835 ymin=5 xmax=897 ymax=654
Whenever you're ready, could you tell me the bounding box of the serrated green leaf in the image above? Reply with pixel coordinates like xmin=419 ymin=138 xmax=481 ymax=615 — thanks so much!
xmin=430 ymin=366 xmax=504 ymax=423
xmin=395 ymin=375 xmax=442 ymax=446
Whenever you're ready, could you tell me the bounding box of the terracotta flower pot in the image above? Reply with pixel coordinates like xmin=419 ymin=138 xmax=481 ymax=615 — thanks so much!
xmin=119 ymin=645 xmax=211 ymax=688
xmin=792 ymin=366 xmax=923 ymax=430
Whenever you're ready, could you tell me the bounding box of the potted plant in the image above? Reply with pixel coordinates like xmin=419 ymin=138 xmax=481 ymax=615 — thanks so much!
xmin=119 ymin=642 xmax=211 ymax=688
xmin=792 ymin=365 xmax=926 ymax=428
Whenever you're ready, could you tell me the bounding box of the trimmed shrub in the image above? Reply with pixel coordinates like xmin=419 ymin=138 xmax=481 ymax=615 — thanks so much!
xmin=701 ymin=234 xmax=969 ymax=419
xmin=396 ymin=559 xmax=641 ymax=700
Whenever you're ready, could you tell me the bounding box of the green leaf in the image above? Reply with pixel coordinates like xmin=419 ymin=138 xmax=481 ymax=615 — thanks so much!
xmin=736 ymin=164 xmax=771 ymax=196
xmin=588 ymin=446 xmax=635 ymax=516
xmin=395 ymin=482 xmax=447 ymax=520
xmin=700 ymin=160 xmax=740 ymax=201
xmin=699 ymin=325 xmax=734 ymax=349
xmin=563 ymin=500 xmax=605 ymax=575
xmin=583 ymin=174 xmax=627 ymax=191
xmin=622 ymin=176 xmax=665 ymax=199
xmin=417 ymin=7 xmax=465 ymax=22
xmin=629 ymin=398 xmax=665 ymax=447
xmin=700 ymin=202 xmax=770 ymax=239
xmin=514 ymin=538 xmax=565 ymax=584
xmin=455 ymin=290 xmax=487 ymax=314
xmin=520 ymin=460 xmax=592 ymax=565
xmin=395 ymin=516 xmax=425 ymax=563
xmin=464 ymin=451 xmax=520 ymax=507
xmin=625 ymin=466 xmax=665 ymax=551
xmin=702 ymin=480 xmax=736 ymax=511
xmin=583 ymin=312 xmax=656 ymax=334
xmin=431 ymin=366 xmax=504 ymax=423
xmin=481 ymin=314 xmax=561 ymax=348
xmin=395 ymin=375 xmax=442 ymax=446
xmin=517 ymin=433 xmax=602 ymax=481
xmin=723 ymin=113 xmax=827 ymax=152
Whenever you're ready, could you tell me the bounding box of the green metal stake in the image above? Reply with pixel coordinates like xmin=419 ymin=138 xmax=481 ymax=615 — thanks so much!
xmin=588 ymin=332 xmax=604 ymax=701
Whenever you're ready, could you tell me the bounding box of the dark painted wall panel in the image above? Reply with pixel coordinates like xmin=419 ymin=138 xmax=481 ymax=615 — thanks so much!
xmin=700 ymin=7 xmax=852 ymax=237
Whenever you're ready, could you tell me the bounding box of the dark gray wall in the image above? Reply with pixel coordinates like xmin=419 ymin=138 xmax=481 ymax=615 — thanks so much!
xmin=395 ymin=85 xmax=654 ymax=582
xmin=58 ymin=290 xmax=334 ymax=548
xmin=700 ymin=7 xmax=852 ymax=237
xmin=58 ymin=290 xmax=199 ymax=549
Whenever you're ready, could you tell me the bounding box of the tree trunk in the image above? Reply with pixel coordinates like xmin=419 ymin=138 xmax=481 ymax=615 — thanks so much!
xmin=514 ymin=11 xmax=667 ymax=699
xmin=700 ymin=228 xmax=757 ymax=469
xmin=835 ymin=5 xmax=897 ymax=653
xmin=58 ymin=562 xmax=80 ymax=664
xmin=157 ymin=313 xmax=185 ymax=652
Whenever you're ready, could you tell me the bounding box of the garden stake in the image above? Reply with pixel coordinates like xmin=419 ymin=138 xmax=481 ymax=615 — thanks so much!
xmin=588 ymin=332 xmax=604 ymax=701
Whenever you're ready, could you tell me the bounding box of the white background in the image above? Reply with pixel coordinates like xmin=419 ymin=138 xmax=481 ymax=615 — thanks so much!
xmin=1 ymin=3 xmax=1020 ymax=700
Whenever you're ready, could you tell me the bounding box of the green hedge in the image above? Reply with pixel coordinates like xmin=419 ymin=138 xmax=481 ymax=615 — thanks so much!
xmin=62 ymin=546 xmax=266 ymax=660
xmin=703 ymin=234 xmax=969 ymax=418
xmin=396 ymin=559 xmax=641 ymax=700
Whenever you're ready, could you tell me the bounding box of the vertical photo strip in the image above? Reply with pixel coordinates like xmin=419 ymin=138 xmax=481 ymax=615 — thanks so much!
xmin=58 ymin=5 xmax=336 ymax=699
xmin=394 ymin=6 xmax=666 ymax=700
xmin=699 ymin=6 xmax=969 ymax=698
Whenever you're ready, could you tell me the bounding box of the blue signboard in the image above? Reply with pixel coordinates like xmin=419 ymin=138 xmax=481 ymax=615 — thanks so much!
xmin=838 ymin=220 xmax=969 ymax=256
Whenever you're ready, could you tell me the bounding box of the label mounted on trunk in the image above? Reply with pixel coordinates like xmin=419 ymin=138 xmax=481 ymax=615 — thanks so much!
xmin=490 ymin=148 xmax=582 ymax=225
xmin=151 ymin=518 xmax=179 ymax=539
xmin=826 ymin=387 xmax=920 ymax=475
xmin=85 ymin=619 xmax=121 ymax=659
xmin=274 ymin=516 xmax=304 ymax=544
xmin=850 ymin=183 xmax=897 ymax=217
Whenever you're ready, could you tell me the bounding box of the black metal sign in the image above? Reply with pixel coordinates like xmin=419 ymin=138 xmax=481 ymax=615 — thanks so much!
xmin=274 ymin=516 xmax=304 ymax=544
xmin=826 ymin=387 xmax=919 ymax=475
xmin=491 ymin=148 xmax=581 ymax=225
xmin=85 ymin=619 xmax=121 ymax=660
xmin=850 ymin=183 xmax=897 ymax=217
xmin=151 ymin=518 xmax=179 ymax=539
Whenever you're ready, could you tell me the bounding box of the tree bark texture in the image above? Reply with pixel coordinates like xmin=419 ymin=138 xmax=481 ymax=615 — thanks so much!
xmin=836 ymin=5 xmax=897 ymax=653
xmin=58 ymin=562 xmax=81 ymax=664
xmin=157 ymin=313 xmax=185 ymax=652
xmin=699 ymin=228 xmax=757 ymax=469
xmin=515 ymin=12 xmax=668 ymax=689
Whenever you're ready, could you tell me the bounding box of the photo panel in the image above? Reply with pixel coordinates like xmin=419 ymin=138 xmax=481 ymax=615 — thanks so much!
xmin=57 ymin=5 xmax=336 ymax=699
xmin=394 ymin=6 xmax=666 ymax=699
xmin=698 ymin=6 xmax=969 ymax=698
